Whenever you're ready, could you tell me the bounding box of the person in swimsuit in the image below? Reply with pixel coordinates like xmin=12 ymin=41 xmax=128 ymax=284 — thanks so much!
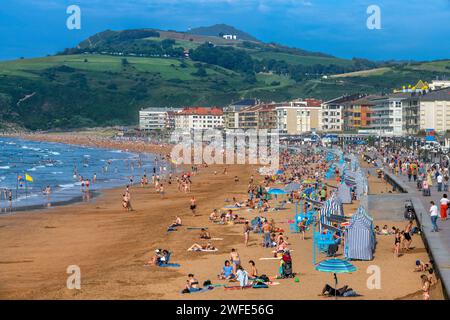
xmin=190 ymin=197 xmax=196 ymax=216
xmin=230 ymin=248 xmax=241 ymax=274
xmin=248 ymin=260 xmax=258 ymax=278
xmin=243 ymin=221 xmax=251 ymax=247
xmin=185 ymin=274 xmax=200 ymax=292
xmin=403 ymin=220 xmax=413 ymax=251
xmin=200 ymin=228 xmax=211 ymax=239
xmin=394 ymin=229 xmax=401 ymax=257
xmin=421 ymin=274 xmax=431 ymax=300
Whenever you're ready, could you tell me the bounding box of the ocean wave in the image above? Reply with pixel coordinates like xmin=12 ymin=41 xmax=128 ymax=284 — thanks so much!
xmin=51 ymin=171 xmax=63 ymax=175
xmin=59 ymin=183 xmax=75 ymax=189
xmin=0 ymin=166 xmax=10 ymax=170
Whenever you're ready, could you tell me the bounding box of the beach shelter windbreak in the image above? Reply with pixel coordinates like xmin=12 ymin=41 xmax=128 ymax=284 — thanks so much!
xmin=345 ymin=207 xmax=375 ymax=261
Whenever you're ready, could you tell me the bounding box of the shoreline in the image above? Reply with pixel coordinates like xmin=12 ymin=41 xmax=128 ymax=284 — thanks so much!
xmin=0 ymin=134 xmax=173 ymax=214
xmin=2 ymin=132 xmax=173 ymax=157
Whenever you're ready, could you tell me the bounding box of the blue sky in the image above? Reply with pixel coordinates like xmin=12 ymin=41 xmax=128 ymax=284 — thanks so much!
xmin=0 ymin=0 xmax=449 ymax=61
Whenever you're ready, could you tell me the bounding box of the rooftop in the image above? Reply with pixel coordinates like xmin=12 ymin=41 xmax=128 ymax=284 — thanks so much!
xmin=176 ymin=107 xmax=223 ymax=116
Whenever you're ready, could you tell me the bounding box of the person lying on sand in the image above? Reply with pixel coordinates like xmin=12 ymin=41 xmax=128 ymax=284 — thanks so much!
xmin=188 ymin=243 xmax=216 ymax=251
xmin=218 ymin=260 xmax=235 ymax=280
xmin=200 ymin=228 xmax=211 ymax=239
xmin=320 ymin=284 xmax=356 ymax=297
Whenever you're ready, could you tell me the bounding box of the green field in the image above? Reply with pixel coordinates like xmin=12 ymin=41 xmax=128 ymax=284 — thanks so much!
xmin=251 ymin=51 xmax=354 ymax=67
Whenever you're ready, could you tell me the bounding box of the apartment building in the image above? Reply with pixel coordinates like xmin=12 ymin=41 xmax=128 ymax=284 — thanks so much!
xmin=139 ymin=107 xmax=181 ymax=131
xmin=223 ymin=99 xmax=259 ymax=131
xmin=238 ymin=103 xmax=279 ymax=130
xmin=321 ymin=94 xmax=363 ymax=132
xmin=419 ymin=88 xmax=450 ymax=133
xmin=342 ymin=96 xmax=379 ymax=132
xmin=276 ymin=99 xmax=322 ymax=135
xmin=174 ymin=107 xmax=224 ymax=130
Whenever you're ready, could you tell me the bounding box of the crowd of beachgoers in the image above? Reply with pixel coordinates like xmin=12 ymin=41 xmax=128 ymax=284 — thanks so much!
xmin=130 ymin=141 xmax=438 ymax=299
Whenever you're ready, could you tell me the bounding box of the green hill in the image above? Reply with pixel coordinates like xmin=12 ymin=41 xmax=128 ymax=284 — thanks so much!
xmin=1 ymin=26 xmax=449 ymax=131
xmin=187 ymin=24 xmax=259 ymax=42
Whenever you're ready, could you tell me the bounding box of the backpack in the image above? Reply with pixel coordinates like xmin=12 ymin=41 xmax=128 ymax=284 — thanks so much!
xmin=203 ymin=280 xmax=212 ymax=287
xmin=258 ymin=274 xmax=270 ymax=282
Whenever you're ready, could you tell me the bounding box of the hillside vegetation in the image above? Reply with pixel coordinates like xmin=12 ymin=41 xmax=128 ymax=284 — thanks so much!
xmin=1 ymin=25 xmax=449 ymax=130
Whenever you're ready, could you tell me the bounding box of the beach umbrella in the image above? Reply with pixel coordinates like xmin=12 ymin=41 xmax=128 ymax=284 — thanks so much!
xmin=284 ymin=182 xmax=301 ymax=193
xmin=276 ymin=169 xmax=284 ymax=175
xmin=267 ymin=188 xmax=287 ymax=195
xmin=315 ymin=258 xmax=357 ymax=299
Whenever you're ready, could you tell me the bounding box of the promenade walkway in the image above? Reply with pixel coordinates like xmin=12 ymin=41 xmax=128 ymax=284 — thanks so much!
xmin=366 ymin=154 xmax=450 ymax=299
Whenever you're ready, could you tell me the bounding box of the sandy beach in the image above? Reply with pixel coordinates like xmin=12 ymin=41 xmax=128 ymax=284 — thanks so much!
xmin=0 ymin=136 xmax=445 ymax=300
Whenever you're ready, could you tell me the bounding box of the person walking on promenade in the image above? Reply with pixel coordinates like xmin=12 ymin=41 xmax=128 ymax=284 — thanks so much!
xmin=439 ymin=194 xmax=449 ymax=221
xmin=437 ymin=172 xmax=443 ymax=192
xmin=429 ymin=201 xmax=439 ymax=232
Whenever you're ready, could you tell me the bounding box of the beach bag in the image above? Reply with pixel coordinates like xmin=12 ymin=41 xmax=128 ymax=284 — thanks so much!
xmin=258 ymin=274 xmax=270 ymax=282
xmin=203 ymin=280 xmax=212 ymax=287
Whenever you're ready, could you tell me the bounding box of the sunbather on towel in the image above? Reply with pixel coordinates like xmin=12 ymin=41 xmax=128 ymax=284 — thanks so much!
xmin=188 ymin=243 xmax=216 ymax=251
xmin=320 ymin=284 xmax=354 ymax=297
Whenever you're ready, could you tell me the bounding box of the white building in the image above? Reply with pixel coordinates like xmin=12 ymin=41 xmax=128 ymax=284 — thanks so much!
xmin=276 ymin=100 xmax=321 ymax=135
xmin=419 ymin=88 xmax=450 ymax=133
xmin=223 ymin=34 xmax=237 ymax=40
xmin=428 ymin=80 xmax=450 ymax=91
xmin=174 ymin=107 xmax=224 ymax=130
xmin=139 ymin=108 xmax=181 ymax=131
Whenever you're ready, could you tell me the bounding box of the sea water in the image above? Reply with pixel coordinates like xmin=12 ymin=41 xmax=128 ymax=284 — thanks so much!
xmin=0 ymin=137 xmax=166 ymax=212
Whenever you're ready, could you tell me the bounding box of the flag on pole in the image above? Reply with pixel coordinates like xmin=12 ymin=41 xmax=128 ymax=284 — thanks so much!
xmin=25 ymin=174 xmax=33 ymax=182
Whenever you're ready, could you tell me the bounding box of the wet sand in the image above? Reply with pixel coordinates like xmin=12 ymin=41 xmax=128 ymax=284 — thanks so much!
xmin=0 ymin=138 xmax=444 ymax=300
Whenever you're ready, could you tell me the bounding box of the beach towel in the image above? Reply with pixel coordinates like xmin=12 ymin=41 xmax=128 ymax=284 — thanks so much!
xmin=188 ymin=248 xmax=218 ymax=252
xmin=159 ymin=263 xmax=181 ymax=268
xmin=259 ymin=257 xmax=281 ymax=260
xmin=224 ymin=285 xmax=253 ymax=290
xmin=180 ymin=287 xmax=214 ymax=294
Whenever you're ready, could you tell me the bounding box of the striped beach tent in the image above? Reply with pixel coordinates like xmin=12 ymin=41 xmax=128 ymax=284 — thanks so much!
xmin=345 ymin=207 xmax=375 ymax=260
xmin=319 ymin=195 xmax=344 ymax=232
